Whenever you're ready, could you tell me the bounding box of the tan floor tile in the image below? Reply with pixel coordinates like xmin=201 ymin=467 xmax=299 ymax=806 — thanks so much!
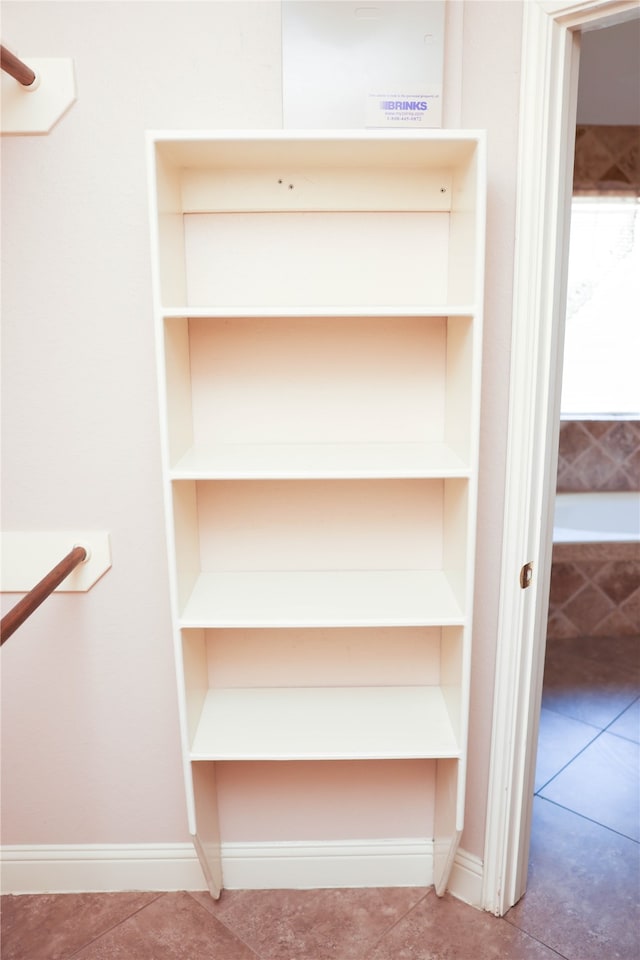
xmin=534 ymin=707 xmax=599 ymax=791
xmin=71 ymin=891 xmax=258 ymax=959
xmin=506 ymin=797 xmax=640 ymax=960
xmin=539 ymin=731 xmax=640 ymax=840
xmin=0 ymin=892 xmax=159 ymax=960
xmin=191 ymin=886 xmax=427 ymax=959
xmin=368 ymin=891 xmax=560 ymax=960
xmin=542 ymin=636 xmax=639 ymax=728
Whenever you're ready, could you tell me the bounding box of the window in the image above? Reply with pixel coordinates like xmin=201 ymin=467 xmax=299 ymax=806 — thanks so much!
xmin=561 ymin=196 xmax=640 ymax=418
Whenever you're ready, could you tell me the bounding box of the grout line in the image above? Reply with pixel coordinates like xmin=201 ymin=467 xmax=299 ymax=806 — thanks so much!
xmin=67 ymin=892 xmax=165 ymax=958
xmin=538 ymin=703 xmax=603 ymax=730
xmin=505 ymin=911 xmax=572 ymax=960
xmin=185 ymin=891 xmax=262 ymax=958
xmin=535 ymin=796 xmax=640 ymax=845
xmin=366 ymin=887 xmax=434 ymax=955
xmin=600 ymin=693 xmax=640 ymax=744
xmin=534 ymin=725 xmax=606 ymax=795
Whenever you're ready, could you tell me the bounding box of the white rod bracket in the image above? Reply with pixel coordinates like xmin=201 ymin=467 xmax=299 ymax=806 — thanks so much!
xmin=1 ymin=58 xmax=76 ymax=135
xmin=1 ymin=532 xmax=111 ymax=592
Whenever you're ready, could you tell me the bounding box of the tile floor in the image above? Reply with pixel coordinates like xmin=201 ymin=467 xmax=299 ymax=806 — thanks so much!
xmin=2 ymin=634 xmax=638 ymax=960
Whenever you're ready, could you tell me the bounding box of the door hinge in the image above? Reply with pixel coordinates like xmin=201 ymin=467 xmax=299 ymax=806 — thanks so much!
xmin=519 ymin=562 xmax=533 ymax=589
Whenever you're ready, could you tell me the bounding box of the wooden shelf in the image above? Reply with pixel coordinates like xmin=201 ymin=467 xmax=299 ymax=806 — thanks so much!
xmin=170 ymin=442 xmax=470 ymax=480
xmin=179 ymin=570 xmax=465 ymax=628
xmin=189 ymin=686 xmax=460 ymax=761
xmin=161 ymin=305 xmax=480 ymax=319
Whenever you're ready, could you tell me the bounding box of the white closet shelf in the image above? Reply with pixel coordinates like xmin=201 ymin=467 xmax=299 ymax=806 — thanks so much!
xmin=189 ymin=686 xmax=460 ymax=761
xmin=170 ymin=442 xmax=470 ymax=480
xmin=150 ymin=128 xmax=486 ymax=897
xmin=179 ymin=570 xmax=465 ymax=628
xmin=162 ymin=305 xmax=479 ymax=319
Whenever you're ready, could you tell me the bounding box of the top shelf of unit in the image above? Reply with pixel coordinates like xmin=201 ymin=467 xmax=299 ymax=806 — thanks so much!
xmin=150 ymin=130 xmax=486 ymax=314
xmin=150 ymin=128 xmax=486 ymax=172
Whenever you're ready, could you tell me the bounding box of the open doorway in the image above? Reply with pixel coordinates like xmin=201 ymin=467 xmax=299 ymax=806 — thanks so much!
xmin=504 ymin=19 xmax=640 ymax=957
xmin=482 ymin=0 xmax=640 ymax=929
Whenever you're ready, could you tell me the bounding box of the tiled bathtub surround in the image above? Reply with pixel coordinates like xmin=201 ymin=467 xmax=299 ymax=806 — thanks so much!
xmin=547 ymin=541 xmax=639 ymax=639
xmin=573 ymin=124 xmax=640 ymax=194
xmin=557 ymin=419 xmax=640 ymax=492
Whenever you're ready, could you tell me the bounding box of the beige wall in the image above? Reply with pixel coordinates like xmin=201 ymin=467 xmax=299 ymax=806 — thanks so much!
xmin=1 ymin=1 xmax=522 ymax=863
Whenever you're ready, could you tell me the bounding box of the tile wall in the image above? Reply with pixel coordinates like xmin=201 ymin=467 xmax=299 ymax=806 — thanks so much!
xmin=548 ymin=422 xmax=639 ymax=639
xmin=573 ymin=124 xmax=640 ymax=194
xmin=556 ymin=420 xmax=640 ymax=492
xmin=547 ymin=541 xmax=639 ymax=640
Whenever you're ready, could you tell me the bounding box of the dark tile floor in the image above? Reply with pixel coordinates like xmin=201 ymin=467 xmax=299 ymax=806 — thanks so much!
xmin=506 ymin=633 xmax=640 ymax=960
xmin=2 ymin=635 xmax=638 ymax=960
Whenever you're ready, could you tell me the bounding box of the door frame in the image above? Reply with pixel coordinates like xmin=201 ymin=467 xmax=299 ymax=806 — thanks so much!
xmin=481 ymin=0 xmax=640 ymax=917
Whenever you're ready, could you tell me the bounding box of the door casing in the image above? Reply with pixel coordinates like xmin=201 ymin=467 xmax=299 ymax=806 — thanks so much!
xmin=482 ymin=0 xmax=640 ymax=918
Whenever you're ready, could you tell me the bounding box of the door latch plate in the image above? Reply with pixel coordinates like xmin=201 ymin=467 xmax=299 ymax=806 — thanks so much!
xmin=520 ymin=562 xmax=533 ymax=589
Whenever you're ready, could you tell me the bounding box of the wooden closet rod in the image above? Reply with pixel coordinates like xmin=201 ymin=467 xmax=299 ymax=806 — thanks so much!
xmin=1 ymin=44 xmax=37 ymax=86
xmin=1 ymin=545 xmax=87 ymax=645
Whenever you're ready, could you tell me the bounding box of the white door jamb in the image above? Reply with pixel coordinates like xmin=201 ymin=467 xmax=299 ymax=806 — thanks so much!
xmin=481 ymin=0 xmax=640 ymax=918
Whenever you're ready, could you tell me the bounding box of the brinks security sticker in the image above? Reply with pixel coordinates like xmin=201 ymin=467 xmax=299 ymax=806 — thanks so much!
xmin=366 ymin=90 xmax=442 ymax=128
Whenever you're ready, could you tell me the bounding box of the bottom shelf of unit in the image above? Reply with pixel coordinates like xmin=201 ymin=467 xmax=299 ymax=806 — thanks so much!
xmin=189 ymin=686 xmax=460 ymax=761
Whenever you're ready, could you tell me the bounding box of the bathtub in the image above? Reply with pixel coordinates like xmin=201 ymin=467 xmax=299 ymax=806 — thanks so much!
xmin=553 ymin=490 xmax=640 ymax=543
xmin=548 ymin=490 xmax=639 ymax=639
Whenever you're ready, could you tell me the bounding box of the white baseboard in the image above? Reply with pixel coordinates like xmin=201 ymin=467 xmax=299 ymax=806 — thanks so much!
xmin=0 ymin=844 xmax=206 ymax=895
xmin=1 ymin=839 xmax=482 ymax=903
xmin=447 ymin=847 xmax=484 ymax=909
xmin=221 ymin=839 xmax=432 ymax=890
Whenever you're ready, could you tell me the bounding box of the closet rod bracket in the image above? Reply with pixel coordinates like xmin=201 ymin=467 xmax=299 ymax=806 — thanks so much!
xmin=1 ymin=530 xmax=111 ymax=592
xmin=1 ymin=50 xmax=76 ymax=135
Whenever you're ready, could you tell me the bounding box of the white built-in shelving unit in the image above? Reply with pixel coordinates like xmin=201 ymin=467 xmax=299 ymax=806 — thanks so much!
xmin=147 ymin=130 xmax=486 ymax=898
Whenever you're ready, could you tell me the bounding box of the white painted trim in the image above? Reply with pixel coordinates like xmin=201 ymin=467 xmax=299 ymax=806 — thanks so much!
xmin=0 ymin=840 xmax=481 ymax=897
xmin=483 ymin=0 xmax=640 ymax=919
xmin=1 ymin=839 xmax=433 ymax=895
xmin=0 ymin=844 xmax=206 ymax=895
xmin=448 ymin=848 xmax=484 ymax=909
xmin=221 ymin=839 xmax=433 ymax=890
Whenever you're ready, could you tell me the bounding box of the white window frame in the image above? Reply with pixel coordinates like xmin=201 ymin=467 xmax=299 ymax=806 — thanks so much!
xmin=561 ymin=195 xmax=640 ymax=418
